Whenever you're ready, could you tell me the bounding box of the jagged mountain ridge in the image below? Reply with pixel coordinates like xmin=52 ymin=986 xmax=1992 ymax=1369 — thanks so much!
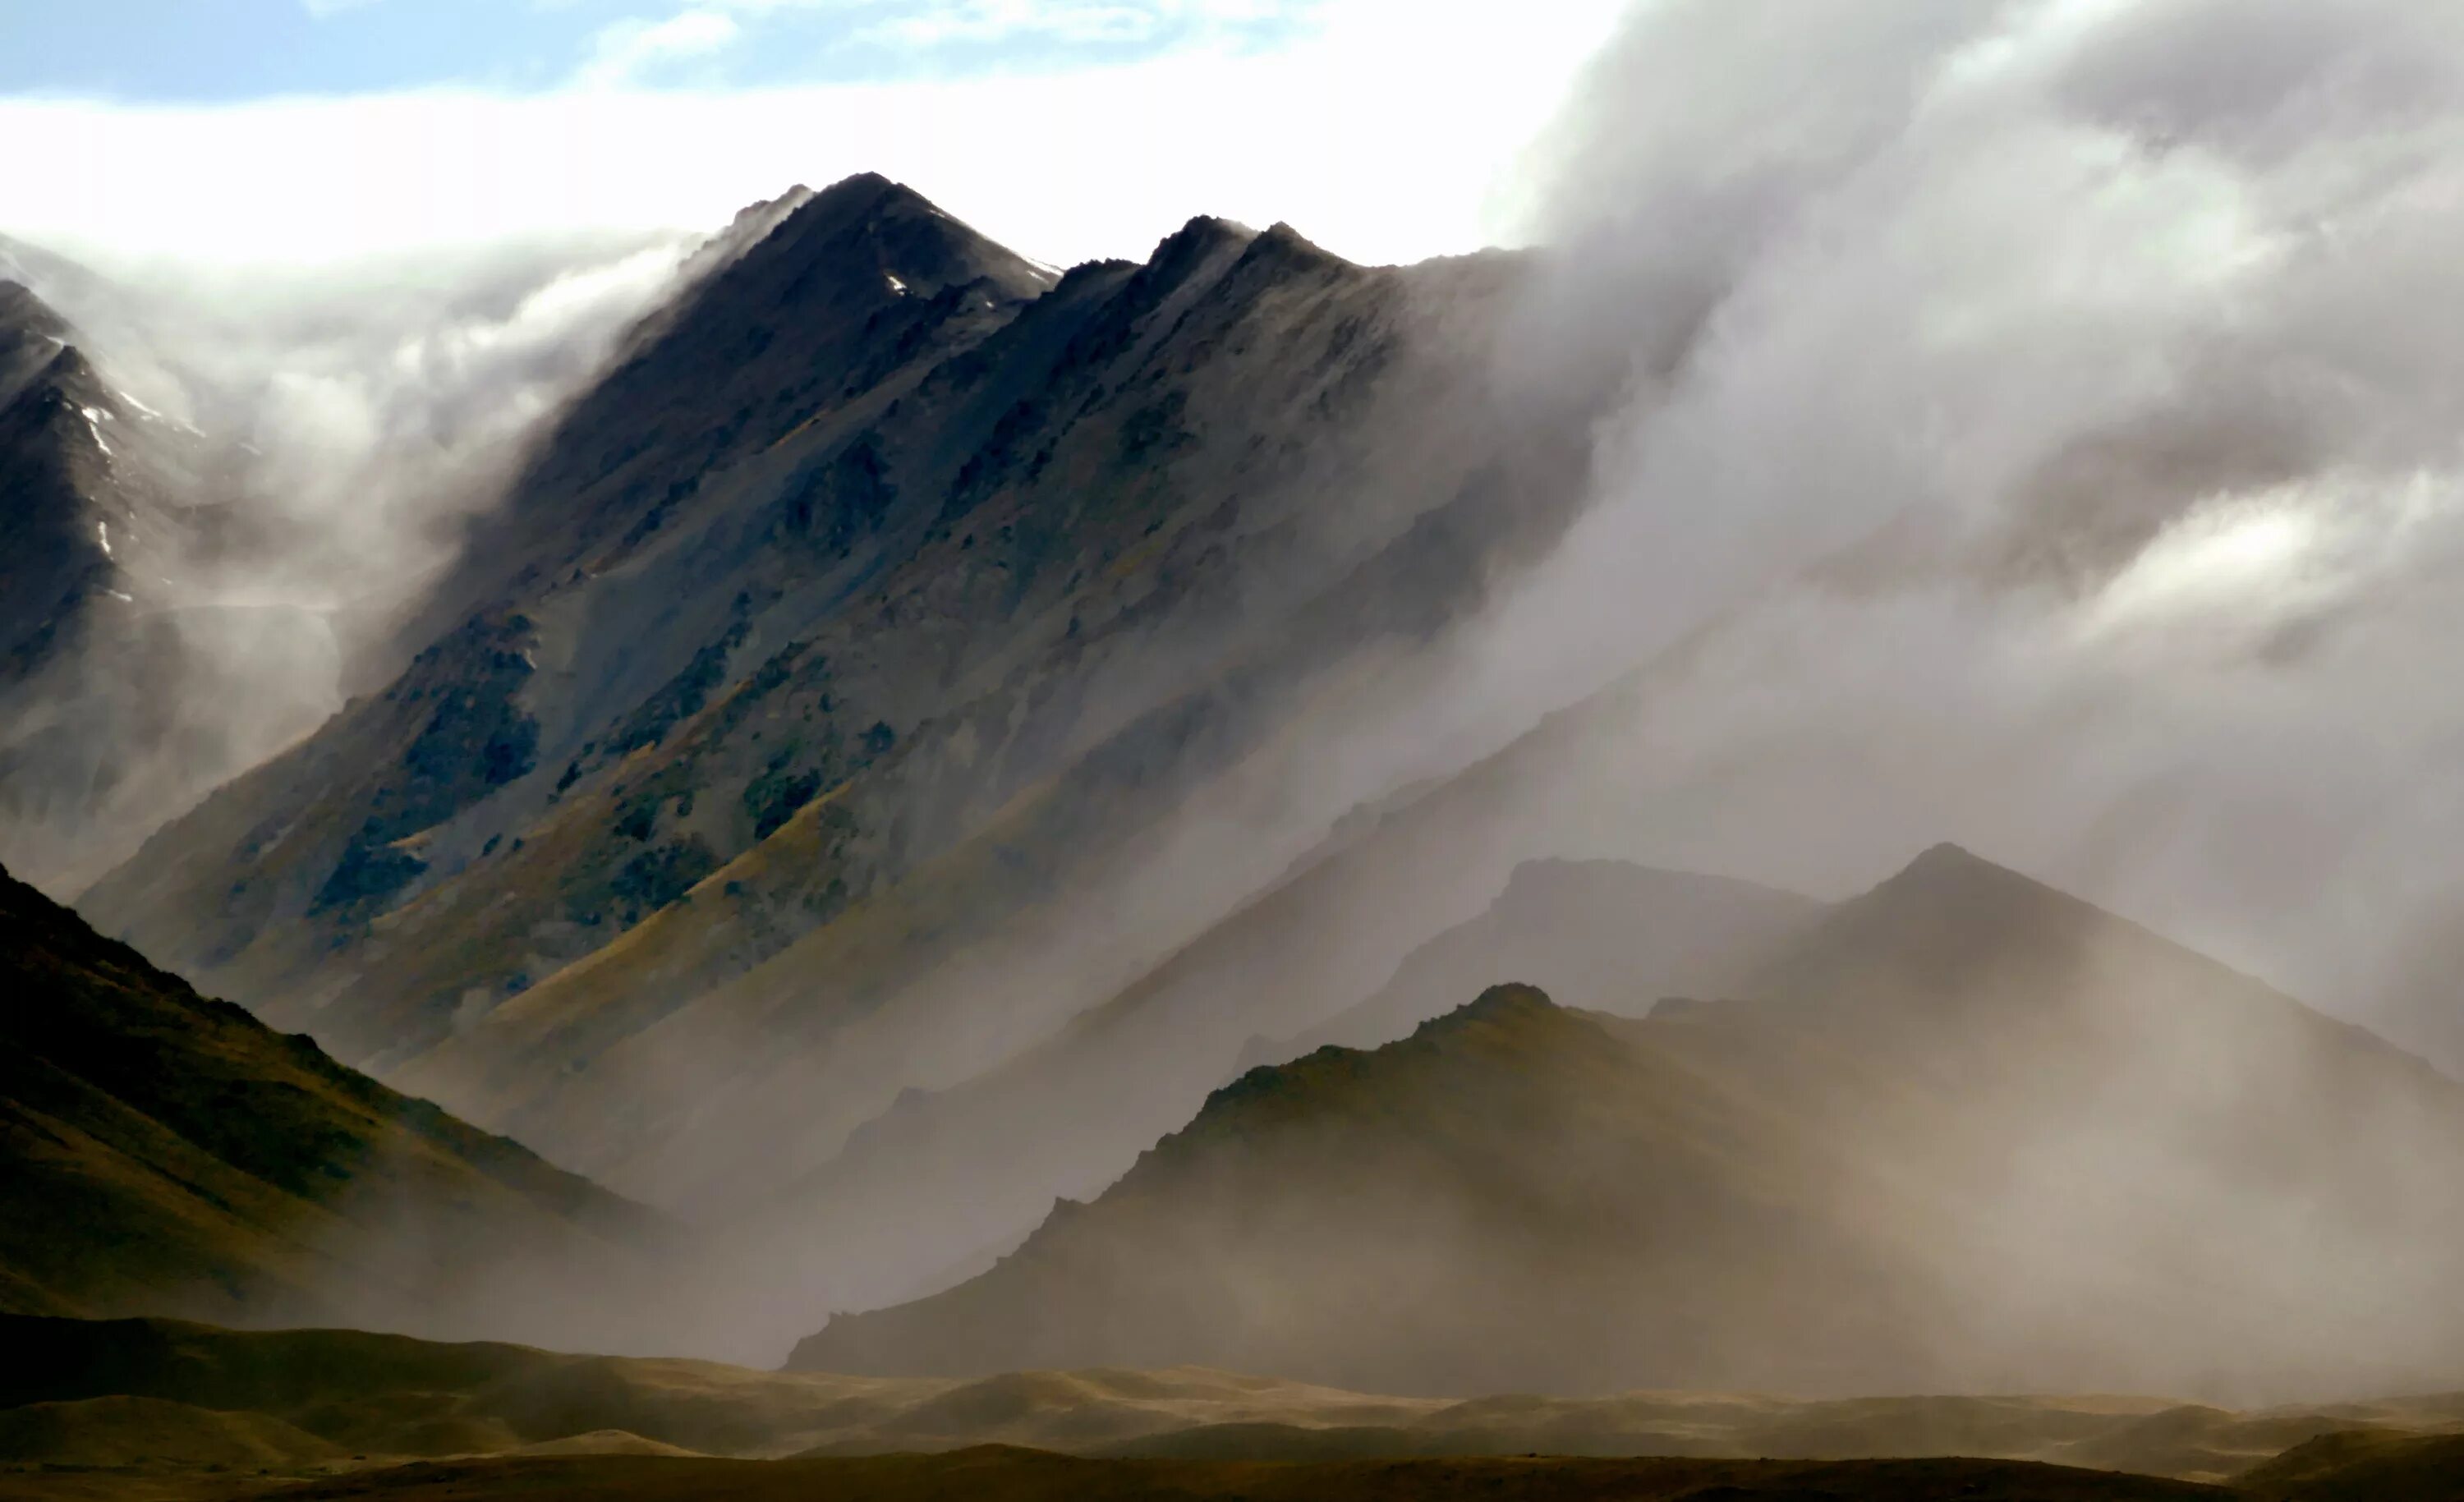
xmin=790 ymin=847 xmax=2464 ymax=1401
xmin=0 ymin=858 xmax=664 ymax=1345
xmin=77 ymin=173 xmax=1600 ymax=1240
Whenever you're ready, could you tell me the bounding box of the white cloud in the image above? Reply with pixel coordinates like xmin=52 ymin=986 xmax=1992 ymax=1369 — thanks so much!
xmin=815 ymin=0 xmax=1323 ymax=48
xmin=577 ymin=8 xmax=746 ymax=88
xmin=301 ymin=0 xmax=383 ymax=16
xmin=0 ymin=0 xmax=1620 ymax=272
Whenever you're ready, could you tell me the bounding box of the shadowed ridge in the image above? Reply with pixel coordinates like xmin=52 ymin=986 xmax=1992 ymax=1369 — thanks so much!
xmin=1146 ymin=214 xmax=1257 ymax=284
xmin=1196 ymin=982 xmax=1571 ymax=1135
xmin=1246 ymin=220 xmax=1348 ymax=272
xmin=1409 ymin=981 xmax=1561 ymax=1037
xmin=778 ymin=977 xmax=1899 ymax=1392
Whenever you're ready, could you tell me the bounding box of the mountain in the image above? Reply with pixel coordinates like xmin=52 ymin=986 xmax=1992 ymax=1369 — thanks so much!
xmin=746 ymin=857 xmax=1817 ymax=1325
xmin=788 ymin=847 xmax=2464 ymax=1401
xmin=76 ymin=173 xmax=1601 ymax=1233
xmin=791 ymin=983 xmax=1934 ymax=1395
xmin=0 ymin=858 xmax=665 ymax=1346
xmin=1256 ymin=856 xmax=1821 ymax=1059
xmin=0 ymin=271 xmax=270 ymax=893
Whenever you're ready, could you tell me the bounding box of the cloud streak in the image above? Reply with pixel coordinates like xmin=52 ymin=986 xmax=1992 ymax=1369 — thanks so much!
xmin=577 ymin=9 xmax=745 ymax=88
xmin=1415 ymin=0 xmax=2464 ymax=1063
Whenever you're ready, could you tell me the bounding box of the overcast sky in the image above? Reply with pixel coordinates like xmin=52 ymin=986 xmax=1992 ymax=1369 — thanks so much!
xmin=0 ymin=0 xmax=1624 ymax=269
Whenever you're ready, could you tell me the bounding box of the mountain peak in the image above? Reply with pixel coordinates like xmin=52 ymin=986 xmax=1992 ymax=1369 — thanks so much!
xmin=762 ymin=171 xmax=1046 ymax=304
xmin=1146 ymin=214 xmax=1257 ymax=286
xmin=1901 ymin=840 xmax=1996 ymax=876
xmin=1248 ymin=221 xmax=1346 ymax=270
xmin=1865 ymin=841 xmax=2070 ymax=916
xmin=1740 ymin=842 xmax=2174 ymax=1028
xmin=1414 ymin=981 xmax=1558 ymax=1037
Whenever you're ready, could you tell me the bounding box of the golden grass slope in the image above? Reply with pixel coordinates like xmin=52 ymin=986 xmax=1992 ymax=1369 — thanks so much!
xmin=7 ymin=1316 xmax=2464 ymax=1494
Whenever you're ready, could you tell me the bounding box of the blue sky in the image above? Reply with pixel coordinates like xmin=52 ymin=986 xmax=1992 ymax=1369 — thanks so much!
xmin=0 ymin=1 xmax=1321 ymax=101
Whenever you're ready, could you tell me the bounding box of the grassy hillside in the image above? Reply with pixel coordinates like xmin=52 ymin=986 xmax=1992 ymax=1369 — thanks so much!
xmin=0 ymin=864 xmax=664 ymax=1346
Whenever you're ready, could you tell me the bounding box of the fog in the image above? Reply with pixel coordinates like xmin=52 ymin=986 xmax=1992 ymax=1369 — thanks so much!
xmin=0 ymin=231 xmax=698 ymax=892
xmin=1433 ymin=0 xmax=2464 ymax=1065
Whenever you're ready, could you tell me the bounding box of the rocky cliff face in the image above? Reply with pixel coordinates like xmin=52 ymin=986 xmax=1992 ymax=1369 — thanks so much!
xmin=0 ymin=273 xmax=258 ymax=895
xmin=76 ymin=175 xmax=1605 ymax=1243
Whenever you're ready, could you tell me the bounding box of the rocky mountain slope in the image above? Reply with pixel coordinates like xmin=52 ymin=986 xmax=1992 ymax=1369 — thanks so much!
xmin=790 ymin=847 xmax=2464 ymax=1401
xmin=0 ymin=271 xmax=266 ymax=893
xmin=76 ymin=173 xmax=1600 ymax=1230
xmin=0 ymin=859 xmax=664 ymax=1346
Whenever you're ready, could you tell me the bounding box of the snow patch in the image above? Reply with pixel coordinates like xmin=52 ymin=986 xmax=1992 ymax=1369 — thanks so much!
xmin=885 ymin=273 xmax=908 ymax=295
xmin=96 ymin=520 xmax=113 ymax=558
xmin=106 ymin=589 xmax=133 ymax=604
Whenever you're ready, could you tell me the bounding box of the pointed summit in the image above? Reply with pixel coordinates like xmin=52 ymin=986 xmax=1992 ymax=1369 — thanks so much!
xmin=1851 ymin=840 xmax=2095 ymax=941
xmin=1146 ymin=214 xmax=1256 ymax=284
xmin=1738 ymin=842 xmax=2109 ymax=1016
xmin=764 ymin=172 xmax=1048 ymax=303
xmin=1412 ymin=981 xmax=1559 ymax=1037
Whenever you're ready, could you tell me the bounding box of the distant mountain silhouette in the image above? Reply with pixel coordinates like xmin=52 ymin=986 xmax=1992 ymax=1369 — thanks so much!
xmin=760 ymin=857 xmax=1817 ymax=1323
xmin=792 ymin=847 xmax=2464 ymax=1401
